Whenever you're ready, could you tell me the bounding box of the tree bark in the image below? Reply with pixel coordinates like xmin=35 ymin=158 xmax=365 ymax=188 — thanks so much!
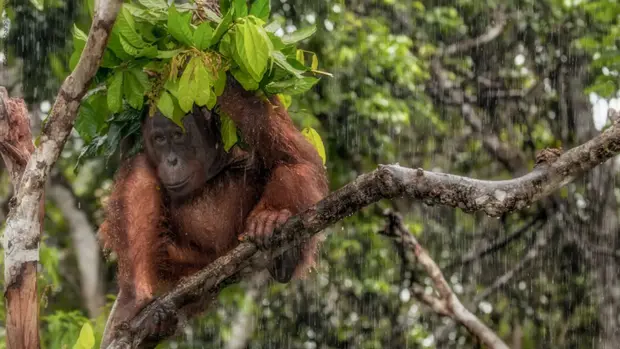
xmin=0 ymin=87 xmax=43 ymax=349
xmin=1 ymin=1 xmax=122 ymax=347
xmin=105 ymin=116 xmax=620 ymax=348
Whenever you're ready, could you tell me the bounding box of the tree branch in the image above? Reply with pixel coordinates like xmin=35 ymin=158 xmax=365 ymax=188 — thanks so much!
xmin=107 ymin=115 xmax=620 ymax=348
xmin=380 ymin=211 xmax=510 ymax=349
xmin=1 ymin=1 xmax=122 ymax=347
xmin=443 ymin=8 xmax=507 ymax=56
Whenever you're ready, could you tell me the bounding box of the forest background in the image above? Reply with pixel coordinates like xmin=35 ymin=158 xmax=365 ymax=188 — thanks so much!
xmin=2 ymin=0 xmax=620 ymax=348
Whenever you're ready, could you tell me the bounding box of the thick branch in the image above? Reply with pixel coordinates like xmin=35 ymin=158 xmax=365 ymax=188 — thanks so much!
xmin=380 ymin=211 xmax=510 ymax=349
xmin=3 ymin=0 xmax=121 ymax=285
xmin=2 ymin=2 xmax=121 ymax=347
xmin=107 ymin=117 xmax=620 ymax=348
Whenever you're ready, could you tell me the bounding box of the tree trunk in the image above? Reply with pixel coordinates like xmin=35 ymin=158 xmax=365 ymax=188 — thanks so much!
xmin=562 ymin=58 xmax=620 ymax=349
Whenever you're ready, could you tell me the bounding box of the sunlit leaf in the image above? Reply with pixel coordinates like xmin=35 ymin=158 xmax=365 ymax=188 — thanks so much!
xmin=296 ymin=50 xmax=305 ymax=65
xmin=72 ymin=322 xmax=95 ymax=349
xmin=311 ymin=53 xmax=318 ymax=70
xmin=193 ymin=22 xmax=214 ymax=50
xmin=233 ymin=0 xmax=248 ymax=18
xmin=167 ymin=3 xmax=194 ymax=46
xmin=178 ymin=57 xmax=198 ymax=112
xmin=233 ymin=21 xmax=272 ymax=81
xmin=157 ymin=90 xmax=175 ymax=118
xmin=301 ymin=127 xmax=326 ymax=165
xmin=231 ymin=67 xmax=259 ymax=91
xmin=277 ymin=94 xmax=292 ymax=109
xmin=214 ymin=69 xmax=227 ymax=96
xmin=194 ymin=63 xmax=212 ymax=107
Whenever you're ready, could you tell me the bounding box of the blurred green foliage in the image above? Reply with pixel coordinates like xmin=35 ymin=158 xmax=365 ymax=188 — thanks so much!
xmin=1 ymin=0 xmax=619 ymax=348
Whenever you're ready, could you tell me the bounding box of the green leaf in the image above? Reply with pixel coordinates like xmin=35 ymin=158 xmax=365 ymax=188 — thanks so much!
xmin=75 ymin=93 xmax=108 ymax=143
xmin=164 ymin=78 xmax=181 ymax=100
xmin=193 ymin=22 xmax=214 ymax=50
xmin=73 ymin=24 xmax=89 ymax=45
xmin=231 ymin=67 xmax=259 ymax=91
xmin=272 ymin=51 xmax=305 ymax=78
xmin=233 ymin=0 xmax=248 ymax=18
xmin=219 ymin=32 xmax=234 ymax=57
xmin=219 ymin=113 xmax=239 ymax=151
xmin=107 ymin=71 xmax=124 ymax=113
xmin=72 ymin=322 xmax=95 ymax=349
xmin=264 ymin=20 xmax=280 ymax=33
xmin=123 ymin=69 xmax=149 ymax=109
xmin=116 ymin=7 xmax=147 ymax=48
xmin=70 ymin=25 xmax=88 ymax=70
xmin=214 ymin=69 xmax=227 ymax=96
xmin=282 ymin=25 xmax=316 ymax=45
xmin=168 ymin=4 xmax=194 ymax=46
xmin=301 ymin=127 xmax=326 ymax=165
xmin=220 ymin=0 xmax=231 ymax=14
xmin=137 ymin=0 xmax=167 ymax=9
xmin=250 ymin=0 xmax=270 ymax=21
xmin=233 ymin=21 xmax=272 ymax=81
xmin=311 ymin=53 xmax=318 ymax=70
xmin=136 ymin=45 xmax=159 ymax=58
xmin=194 ymin=63 xmax=212 ymax=107
xmin=178 ymin=58 xmax=198 ymax=112
xmin=101 ymin=50 xmax=122 ymax=68
xmin=106 ymin=31 xmax=134 ymax=61
xmin=264 ymin=76 xmax=319 ymax=95
xmin=119 ymin=35 xmax=140 ymax=56
xmin=296 ymin=50 xmax=305 ymax=65
xmin=157 ymin=91 xmax=175 ymax=118
xmin=156 ymin=49 xmax=183 ymax=59
xmin=277 ymin=94 xmax=291 ymax=109
xmin=212 ymin=8 xmax=234 ymax=45
xmin=207 ymin=89 xmax=217 ymax=109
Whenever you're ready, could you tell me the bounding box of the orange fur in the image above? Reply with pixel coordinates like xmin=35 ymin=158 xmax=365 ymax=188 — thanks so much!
xmin=100 ymin=78 xmax=328 ymax=345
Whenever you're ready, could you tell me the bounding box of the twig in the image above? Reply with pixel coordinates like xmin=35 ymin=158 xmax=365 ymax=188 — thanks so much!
xmin=107 ymin=116 xmax=620 ymax=348
xmin=444 ymin=8 xmax=508 ymax=56
xmin=380 ymin=211 xmax=510 ymax=349
xmin=446 ymin=213 xmax=546 ymax=270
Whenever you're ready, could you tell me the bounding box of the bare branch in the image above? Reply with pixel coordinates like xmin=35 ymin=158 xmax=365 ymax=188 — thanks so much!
xmin=444 ymin=8 xmax=507 ymax=56
xmin=446 ymin=213 xmax=546 ymax=270
xmin=380 ymin=211 xmax=510 ymax=349
xmin=107 ymin=116 xmax=620 ymax=348
xmin=434 ymin=223 xmax=550 ymax=343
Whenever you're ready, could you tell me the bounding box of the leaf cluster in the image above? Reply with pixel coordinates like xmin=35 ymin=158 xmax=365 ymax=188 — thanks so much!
xmin=72 ymin=0 xmax=329 ymax=164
